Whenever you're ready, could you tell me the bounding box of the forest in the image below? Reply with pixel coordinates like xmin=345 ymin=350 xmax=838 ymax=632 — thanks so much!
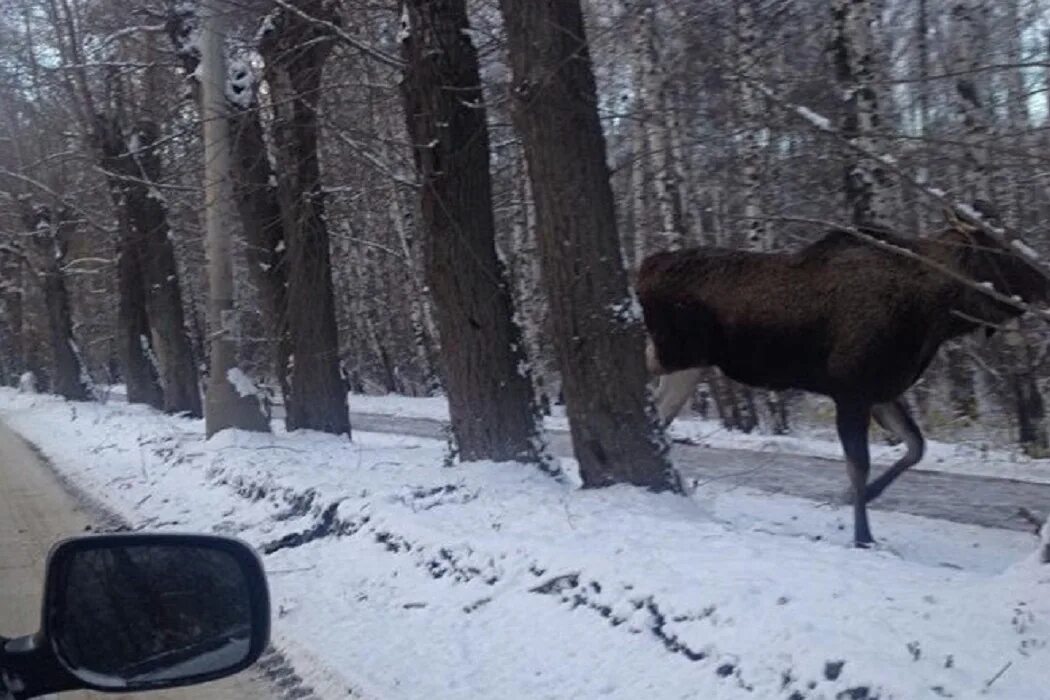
xmin=2 ymin=0 xmax=1050 ymax=490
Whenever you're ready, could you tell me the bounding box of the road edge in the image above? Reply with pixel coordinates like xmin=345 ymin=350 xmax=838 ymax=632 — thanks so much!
xmin=4 ymin=422 xmax=347 ymax=700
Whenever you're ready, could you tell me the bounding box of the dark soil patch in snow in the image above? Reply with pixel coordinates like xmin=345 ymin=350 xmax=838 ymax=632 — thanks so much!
xmin=529 ymin=572 xmax=710 ymax=663
xmin=262 ymin=502 xmax=368 ymax=554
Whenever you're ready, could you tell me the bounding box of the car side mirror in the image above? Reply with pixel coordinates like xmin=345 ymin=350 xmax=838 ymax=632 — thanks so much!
xmin=1 ymin=533 xmax=270 ymax=698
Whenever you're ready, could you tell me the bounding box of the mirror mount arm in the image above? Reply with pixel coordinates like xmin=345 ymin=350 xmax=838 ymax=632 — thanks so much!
xmin=0 ymin=634 xmax=79 ymax=699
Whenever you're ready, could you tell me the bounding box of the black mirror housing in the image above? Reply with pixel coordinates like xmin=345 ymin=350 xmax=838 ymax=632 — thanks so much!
xmin=1 ymin=533 xmax=270 ymax=698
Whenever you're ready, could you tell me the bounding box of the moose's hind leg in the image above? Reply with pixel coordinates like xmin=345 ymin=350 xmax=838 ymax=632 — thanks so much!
xmin=867 ymin=399 xmax=925 ymax=503
xmin=835 ymin=401 xmax=874 ymax=547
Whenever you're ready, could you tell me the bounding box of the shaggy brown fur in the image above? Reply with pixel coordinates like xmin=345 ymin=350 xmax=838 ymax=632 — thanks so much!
xmin=638 ymin=220 xmax=1048 ymax=546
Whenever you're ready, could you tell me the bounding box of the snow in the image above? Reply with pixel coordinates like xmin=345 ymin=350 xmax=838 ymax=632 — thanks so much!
xmin=608 ymin=292 xmax=644 ymax=325
xmin=226 ymin=58 xmax=255 ymax=109
xmin=226 ymin=368 xmax=260 ymax=399
xmin=794 ymin=105 xmax=832 ymax=132
xmin=1 ymin=389 xmax=1048 ymax=700
xmin=347 ymin=393 xmax=1050 ymax=486
xmin=256 ymin=12 xmax=277 ymax=43
xmin=397 ymin=4 xmax=412 ymax=43
xmin=1012 ymin=239 xmax=1041 ymax=261
xmin=17 ymin=371 xmax=36 ymax=394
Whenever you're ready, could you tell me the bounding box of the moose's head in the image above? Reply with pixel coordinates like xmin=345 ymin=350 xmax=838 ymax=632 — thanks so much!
xmin=935 ymin=208 xmax=1050 ymax=327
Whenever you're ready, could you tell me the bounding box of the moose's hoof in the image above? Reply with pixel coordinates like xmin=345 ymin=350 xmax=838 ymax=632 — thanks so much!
xmin=853 ymin=539 xmax=874 ymax=549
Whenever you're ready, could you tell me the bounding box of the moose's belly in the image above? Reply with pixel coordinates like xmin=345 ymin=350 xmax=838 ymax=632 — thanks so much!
xmin=715 ymin=323 xmax=833 ymax=393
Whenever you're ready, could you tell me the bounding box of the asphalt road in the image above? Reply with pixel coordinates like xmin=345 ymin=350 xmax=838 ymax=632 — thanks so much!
xmin=0 ymin=421 xmax=275 ymax=699
xmin=349 ymin=411 xmax=1050 ymax=534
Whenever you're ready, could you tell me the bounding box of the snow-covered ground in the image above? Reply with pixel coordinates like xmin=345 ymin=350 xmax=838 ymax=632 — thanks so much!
xmin=349 ymin=393 xmax=1050 ymax=485
xmin=2 ymin=389 xmax=1049 ymax=699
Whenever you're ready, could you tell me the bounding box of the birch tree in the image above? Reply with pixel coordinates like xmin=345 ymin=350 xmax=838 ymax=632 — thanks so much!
xmin=830 ymin=0 xmax=894 ymax=227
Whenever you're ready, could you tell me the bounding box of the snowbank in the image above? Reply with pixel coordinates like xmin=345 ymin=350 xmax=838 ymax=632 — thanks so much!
xmin=348 ymin=393 xmax=1050 ymax=485
xmin=1 ymin=389 xmax=1047 ymax=699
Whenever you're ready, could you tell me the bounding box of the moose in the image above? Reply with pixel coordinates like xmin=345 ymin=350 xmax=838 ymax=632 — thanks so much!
xmin=637 ymin=211 xmax=1049 ymax=547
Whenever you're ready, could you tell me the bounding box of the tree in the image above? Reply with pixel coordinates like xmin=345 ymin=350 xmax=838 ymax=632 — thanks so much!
xmin=735 ymin=0 xmax=788 ymax=435
xmin=398 ymin=0 xmax=546 ymax=464
xmin=199 ymin=1 xmax=270 ymax=436
xmin=0 ymin=249 xmax=25 ymax=386
xmin=497 ymin=0 xmax=681 ymax=491
xmin=16 ymin=201 xmax=90 ymax=401
xmin=41 ymin=0 xmax=200 ymax=416
xmin=259 ymin=0 xmax=350 ymax=436
xmin=949 ymin=0 xmax=1047 ymax=453
xmin=94 ymin=115 xmax=202 ymax=417
xmin=830 ymin=0 xmax=893 ymax=227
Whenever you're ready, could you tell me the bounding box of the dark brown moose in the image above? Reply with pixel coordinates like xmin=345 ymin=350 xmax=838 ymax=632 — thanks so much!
xmin=637 ymin=212 xmax=1048 ymax=546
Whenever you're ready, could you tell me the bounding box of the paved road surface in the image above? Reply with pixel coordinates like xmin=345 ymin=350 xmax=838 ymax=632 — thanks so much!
xmin=349 ymin=412 xmax=1050 ymax=534
xmin=0 ymin=421 xmax=275 ymax=699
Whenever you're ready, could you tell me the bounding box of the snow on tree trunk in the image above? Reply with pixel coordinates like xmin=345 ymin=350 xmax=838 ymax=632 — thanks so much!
xmin=498 ymin=0 xmax=681 ymax=492
xmin=399 ymin=0 xmax=547 ymax=465
xmin=831 ymin=0 xmax=894 ymax=228
xmin=259 ymin=0 xmax=350 ymax=437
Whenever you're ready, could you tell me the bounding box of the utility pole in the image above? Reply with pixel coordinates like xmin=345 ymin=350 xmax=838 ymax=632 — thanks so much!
xmin=201 ymin=1 xmax=270 ymax=436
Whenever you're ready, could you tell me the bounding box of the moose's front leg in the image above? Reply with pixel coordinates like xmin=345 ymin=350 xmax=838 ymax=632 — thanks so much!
xmin=835 ymin=401 xmax=874 ymax=547
xmin=645 ymin=336 xmax=703 ymax=426
xmin=654 ymin=370 xmax=703 ymax=426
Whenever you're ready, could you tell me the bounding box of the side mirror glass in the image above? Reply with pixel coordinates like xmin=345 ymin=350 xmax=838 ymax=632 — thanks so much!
xmin=42 ymin=534 xmax=270 ymax=692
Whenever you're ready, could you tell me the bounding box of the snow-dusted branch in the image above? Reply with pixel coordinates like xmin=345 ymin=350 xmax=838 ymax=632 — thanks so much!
xmin=270 ymin=0 xmax=405 ymax=70
xmin=752 ymin=81 xmax=1048 ymax=275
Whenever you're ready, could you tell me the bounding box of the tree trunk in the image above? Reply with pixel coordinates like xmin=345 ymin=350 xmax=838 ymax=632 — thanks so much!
xmin=951 ymin=0 xmax=994 ymax=208
xmin=94 ymin=116 xmax=164 ymax=409
xmin=18 ymin=202 xmax=90 ymax=401
xmin=93 ymin=114 xmax=201 ymax=416
xmin=128 ymin=121 xmax=203 ymax=417
xmin=1004 ymin=319 xmax=1049 ymax=454
xmin=498 ymin=0 xmax=681 ymax=492
xmin=831 ymin=0 xmax=893 ymax=227
xmin=259 ymin=0 xmax=350 ymax=437
xmin=0 ymin=251 xmax=25 ymax=386
xmin=637 ymin=5 xmax=687 ymax=249
xmin=229 ymin=97 xmax=292 ymax=407
xmin=735 ymin=0 xmax=788 ymax=434
xmin=398 ymin=0 xmax=546 ymax=465
xmin=736 ymin=0 xmax=767 ymax=251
